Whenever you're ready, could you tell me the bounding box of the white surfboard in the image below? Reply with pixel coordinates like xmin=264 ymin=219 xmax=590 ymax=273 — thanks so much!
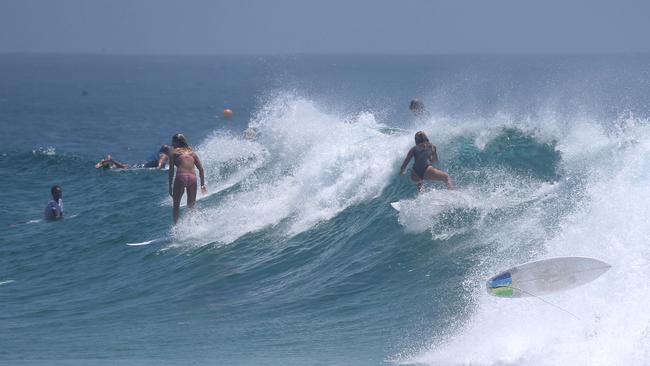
xmin=389 ymin=189 xmax=469 ymax=213
xmin=390 ymin=202 xmax=401 ymax=211
xmin=126 ymin=236 xmax=172 ymax=246
xmin=486 ymin=257 xmax=611 ymax=298
xmin=9 ymin=213 xmax=80 ymax=227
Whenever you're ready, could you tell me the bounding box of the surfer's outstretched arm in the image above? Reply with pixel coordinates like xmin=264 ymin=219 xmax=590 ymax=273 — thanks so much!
xmin=156 ymin=153 xmax=169 ymax=169
xmin=96 ymin=155 xmax=129 ymax=169
xmin=168 ymin=156 xmax=175 ymax=197
xmin=430 ymin=145 xmax=439 ymax=164
xmin=95 ymin=158 xmax=109 ymax=169
xmin=108 ymin=156 xmax=129 ymax=169
xmin=192 ymin=152 xmax=207 ymax=193
xmin=400 ymin=147 xmax=415 ymax=175
xmin=157 ymin=145 xmax=171 ymax=169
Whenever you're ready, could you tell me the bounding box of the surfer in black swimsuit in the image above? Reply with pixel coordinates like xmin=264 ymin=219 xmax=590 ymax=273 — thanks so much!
xmin=400 ymin=131 xmax=454 ymax=191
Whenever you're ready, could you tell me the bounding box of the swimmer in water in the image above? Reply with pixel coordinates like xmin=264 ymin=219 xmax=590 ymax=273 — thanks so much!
xmin=409 ymin=99 xmax=428 ymax=119
xmin=400 ymin=131 xmax=454 ymax=191
xmin=44 ymin=185 xmax=64 ymax=221
xmin=168 ymin=133 xmax=207 ymax=224
xmin=95 ymin=155 xmax=129 ymax=169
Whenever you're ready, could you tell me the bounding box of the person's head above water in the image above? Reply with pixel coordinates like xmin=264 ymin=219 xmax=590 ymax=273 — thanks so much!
xmin=159 ymin=144 xmax=172 ymax=154
xmin=415 ymin=131 xmax=430 ymax=145
xmin=172 ymin=133 xmax=190 ymax=149
xmin=51 ymin=185 xmax=63 ymax=200
xmin=409 ymin=99 xmax=425 ymax=116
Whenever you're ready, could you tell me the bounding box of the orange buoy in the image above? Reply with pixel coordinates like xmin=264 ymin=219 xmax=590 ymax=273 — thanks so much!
xmin=223 ymin=108 xmax=233 ymax=119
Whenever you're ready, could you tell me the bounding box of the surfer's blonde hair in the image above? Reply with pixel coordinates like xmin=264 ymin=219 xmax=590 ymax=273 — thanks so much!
xmin=415 ymin=131 xmax=429 ymax=145
xmin=172 ymin=133 xmax=192 ymax=150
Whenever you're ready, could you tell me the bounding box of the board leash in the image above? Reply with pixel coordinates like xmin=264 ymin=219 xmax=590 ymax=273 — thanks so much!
xmin=513 ymin=286 xmax=581 ymax=321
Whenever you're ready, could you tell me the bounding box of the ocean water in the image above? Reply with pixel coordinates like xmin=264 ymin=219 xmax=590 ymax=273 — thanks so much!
xmin=1 ymin=54 xmax=650 ymax=365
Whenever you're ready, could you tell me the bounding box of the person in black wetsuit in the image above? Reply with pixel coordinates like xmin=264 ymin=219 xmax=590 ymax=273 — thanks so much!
xmin=143 ymin=145 xmax=171 ymax=169
xmin=400 ymin=131 xmax=454 ymax=191
xmin=95 ymin=145 xmax=171 ymax=170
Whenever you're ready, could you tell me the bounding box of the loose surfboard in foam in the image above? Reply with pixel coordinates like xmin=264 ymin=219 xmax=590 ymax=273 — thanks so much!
xmin=486 ymin=257 xmax=611 ymax=298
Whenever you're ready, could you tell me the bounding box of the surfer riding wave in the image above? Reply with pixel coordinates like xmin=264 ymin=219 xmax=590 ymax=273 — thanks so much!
xmin=400 ymin=131 xmax=454 ymax=191
xmin=168 ymin=133 xmax=207 ymax=224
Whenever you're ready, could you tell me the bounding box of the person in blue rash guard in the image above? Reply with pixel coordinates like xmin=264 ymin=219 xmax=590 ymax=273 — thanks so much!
xmin=400 ymin=131 xmax=454 ymax=191
xmin=44 ymin=185 xmax=64 ymax=221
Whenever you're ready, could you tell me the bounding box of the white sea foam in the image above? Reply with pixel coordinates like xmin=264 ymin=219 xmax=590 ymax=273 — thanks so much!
xmin=171 ymin=95 xmax=410 ymax=246
xmin=398 ymin=115 xmax=650 ymax=365
xmin=397 ymin=179 xmax=560 ymax=240
xmin=160 ymin=131 xmax=269 ymax=207
xmin=32 ymin=146 xmax=56 ymax=156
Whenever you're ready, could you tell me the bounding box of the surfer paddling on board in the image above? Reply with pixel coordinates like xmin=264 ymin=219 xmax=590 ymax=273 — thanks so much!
xmin=44 ymin=185 xmax=64 ymax=221
xmin=144 ymin=145 xmax=172 ymax=169
xmin=168 ymin=133 xmax=207 ymax=224
xmin=400 ymin=131 xmax=454 ymax=191
xmin=96 ymin=145 xmax=171 ymax=170
xmin=95 ymin=155 xmax=129 ymax=169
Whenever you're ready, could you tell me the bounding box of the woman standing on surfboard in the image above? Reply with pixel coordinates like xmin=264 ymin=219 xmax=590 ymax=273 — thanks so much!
xmin=400 ymin=131 xmax=454 ymax=191
xmin=169 ymin=133 xmax=207 ymax=224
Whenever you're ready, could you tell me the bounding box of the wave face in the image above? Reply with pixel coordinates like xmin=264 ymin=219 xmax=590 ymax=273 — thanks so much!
xmin=1 ymin=54 xmax=649 ymax=365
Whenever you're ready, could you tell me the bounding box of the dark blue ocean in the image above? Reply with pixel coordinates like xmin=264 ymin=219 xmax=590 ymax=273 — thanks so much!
xmin=2 ymin=54 xmax=650 ymax=365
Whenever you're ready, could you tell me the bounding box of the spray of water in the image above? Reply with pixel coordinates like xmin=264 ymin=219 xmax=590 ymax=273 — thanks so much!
xmin=399 ymin=115 xmax=650 ymax=366
xmin=171 ymin=95 xmax=409 ymax=246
